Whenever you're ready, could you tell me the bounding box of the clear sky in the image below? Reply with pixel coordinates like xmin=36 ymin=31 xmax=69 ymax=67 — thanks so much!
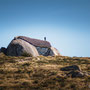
xmin=0 ymin=0 xmax=90 ymax=57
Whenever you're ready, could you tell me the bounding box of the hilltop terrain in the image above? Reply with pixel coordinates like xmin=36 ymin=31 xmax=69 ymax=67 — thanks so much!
xmin=0 ymin=53 xmax=90 ymax=90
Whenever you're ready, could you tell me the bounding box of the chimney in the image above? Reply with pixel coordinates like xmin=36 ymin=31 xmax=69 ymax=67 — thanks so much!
xmin=44 ymin=37 xmax=46 ymax=41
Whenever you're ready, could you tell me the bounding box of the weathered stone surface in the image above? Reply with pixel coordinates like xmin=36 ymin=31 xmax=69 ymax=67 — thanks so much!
xmin=50 ymin=47 xmax=60 ymax=56
xmin=7 ymin=39 xmax=39 ymax=57
xmin=60 ymin=65 xmax=81 ymax=71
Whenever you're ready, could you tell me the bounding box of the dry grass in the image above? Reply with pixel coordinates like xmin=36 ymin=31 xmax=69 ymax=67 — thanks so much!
xmin=0 ymin=53 xmax=90 ymax=90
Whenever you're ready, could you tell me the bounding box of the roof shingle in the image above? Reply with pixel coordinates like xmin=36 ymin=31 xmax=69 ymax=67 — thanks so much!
xmin=16 ymin=36 xmax=51 ymax=48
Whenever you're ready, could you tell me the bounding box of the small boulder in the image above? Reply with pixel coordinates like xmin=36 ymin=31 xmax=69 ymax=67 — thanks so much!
xmin=0 ymin=47 xmax=7 ymax=54
xmin=67 ymin=71 xmax=84 ymax=78
xmin=83 ymin=71 xmax=90 ymax=76
xmin=60 ymin=65 xmax=80 ymax=71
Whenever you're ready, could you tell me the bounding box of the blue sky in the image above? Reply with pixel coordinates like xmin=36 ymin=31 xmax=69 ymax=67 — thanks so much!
xmin=0 ymin=0 xmax=90 ymax=57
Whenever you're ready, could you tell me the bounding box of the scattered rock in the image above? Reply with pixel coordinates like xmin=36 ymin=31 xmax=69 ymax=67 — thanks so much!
xmin=60 ymin=65 xmax=81 ymax=71
xmin=61 ymin=65 xmax=89 ymax=78
xmin=0 ymin=47 xmax=7 ymax=54
xmin=67 ymin=71 xmax=84 ymax=78
xmin=83 ymin=71 xmax=90 ymax=76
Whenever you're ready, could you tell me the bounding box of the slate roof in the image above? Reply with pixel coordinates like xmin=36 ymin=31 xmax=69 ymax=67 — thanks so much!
xmin=16 ymin=36 xmax=51 ymax=48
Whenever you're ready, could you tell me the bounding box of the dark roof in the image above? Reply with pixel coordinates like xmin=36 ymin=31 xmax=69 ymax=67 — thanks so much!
xmin=16 ymin=36 xmax=51 ymax=48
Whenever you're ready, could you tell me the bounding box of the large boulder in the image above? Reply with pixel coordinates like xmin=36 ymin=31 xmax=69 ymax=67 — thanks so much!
xmin=6 ymin=39 xmax=39 ymax=57
xmin=50 ymin=47 xmax=60 ymax=56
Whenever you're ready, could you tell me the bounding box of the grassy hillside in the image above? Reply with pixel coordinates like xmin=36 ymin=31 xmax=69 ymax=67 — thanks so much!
xmin=0 ymin=53 xmax=90 ymax=90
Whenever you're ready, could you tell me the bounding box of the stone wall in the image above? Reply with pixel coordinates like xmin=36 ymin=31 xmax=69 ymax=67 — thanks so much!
xmin=36 ymin=47 xmax=50 ymax=56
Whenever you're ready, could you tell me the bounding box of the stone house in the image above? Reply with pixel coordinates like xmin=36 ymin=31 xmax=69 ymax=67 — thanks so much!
xmin=6 ymin=36 xmax=60 ymax=57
